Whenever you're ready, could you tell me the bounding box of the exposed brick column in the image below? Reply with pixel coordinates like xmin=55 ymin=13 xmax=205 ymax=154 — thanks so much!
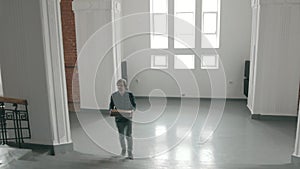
xmin=60 ymin=0 xmax=80 ymax=112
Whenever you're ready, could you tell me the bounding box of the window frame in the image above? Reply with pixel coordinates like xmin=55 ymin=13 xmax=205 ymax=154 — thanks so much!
xmin=149 ymin=0 xmax=221 ymax=70
xmin=174 ymin=54 xmax=195 ymax=70
xmin=201 ymin=54 xmax=219 ymax=69
xmin=201 ymin=0 xmax=221 ymax=49
xmin=202 ymin=12 xmax=218 ymax=34
xmin=151 ymin=55 xmax=169 ymax=69
xmin=150 ymin=0 xmax=168 ymax=49
xmin=174 ymin=0 xmax=196 ymax=49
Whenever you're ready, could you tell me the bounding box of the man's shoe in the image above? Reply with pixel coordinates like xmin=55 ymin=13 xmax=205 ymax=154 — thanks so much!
xmin=126 ymin=152 xmax=133 ymax=160
xmin=125 ymin=156 xmax=134 ymax=160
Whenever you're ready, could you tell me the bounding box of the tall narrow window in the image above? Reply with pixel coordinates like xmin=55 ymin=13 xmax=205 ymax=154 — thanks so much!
xmin=174 ymin=0 xmax=195 ymax=48
xmin=201 ymin=0 xmax=220 ymax=48
xmin=150 ymin=0 xmax=168 ymax=49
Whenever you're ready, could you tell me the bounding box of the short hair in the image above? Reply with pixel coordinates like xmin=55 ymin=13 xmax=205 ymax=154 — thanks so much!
xmin=117 ymin=79 xmax=127 ymax=88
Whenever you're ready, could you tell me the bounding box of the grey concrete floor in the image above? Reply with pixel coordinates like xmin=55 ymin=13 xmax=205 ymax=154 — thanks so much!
xmin=0 ymin=145 xmax=31 ymax=165
xmin=70 ymin=98 xmax=297 ymax=166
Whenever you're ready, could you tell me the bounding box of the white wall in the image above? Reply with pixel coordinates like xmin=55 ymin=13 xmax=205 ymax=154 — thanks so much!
xmin=248 ymin=0 xmax=300 ymax=116
xmin=0 ymin=0 xmax=53 ymax=144
xmin=0 ymin=0 xmax=72 ymax=145
xmin=73 ymin=0 xmax=116 ymax=109
xmin=121 ymin=0 xmax=252 ymax=98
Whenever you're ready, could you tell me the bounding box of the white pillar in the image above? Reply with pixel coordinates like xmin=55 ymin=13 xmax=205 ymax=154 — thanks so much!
xmin=111 ymin=0 xmax=122 ymax=90
xmin=40 ymin=0 xmax=72 ymax=146
xmin=73 ymin=0 xmax=115 ymax=109
xmin=292 ymin=101 xmax=300 ymax=163
xmin=248 ymin=0 xmax=300 ymax=117
xmin=0 ymin=0 xmax=72 ymax=151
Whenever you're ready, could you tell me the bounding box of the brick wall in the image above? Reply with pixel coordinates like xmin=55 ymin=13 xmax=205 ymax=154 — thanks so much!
xmin=60 ymin=0 xmax=80 ymax=112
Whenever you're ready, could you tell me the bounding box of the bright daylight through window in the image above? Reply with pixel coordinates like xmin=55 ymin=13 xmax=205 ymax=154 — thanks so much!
xmin=151 ymin=55 xmax=168 ymax=69
xmin=174 ymin=0 xmax=195 ymax=48
xmin=150 ymin=0 xmax=221 ymax=69
xmin=150 ymin=0 xmax=168 ymax=49
xmin=201 ymin=0 xmax=220 ymax=48
xmin=174 ymin=55 xmax=195 ymax=69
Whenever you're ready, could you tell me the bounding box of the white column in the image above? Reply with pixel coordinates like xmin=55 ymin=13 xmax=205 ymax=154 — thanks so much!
xmin=73 ymin=0 xmax=115 ymax=109
xmin=293 ymin=101 xmax=300 ymax=160
xmin=248 ymin=0 xmax=300 ymax=116
xmin=111 ymin=0 xmax=122 ymax=89
xmin=0 ymin=0 xmax=72 ymax=146
xmin=247 ymin=0 xmax=260 ymax=113
xmin=40 ymin=0 xmax=72 ymax=145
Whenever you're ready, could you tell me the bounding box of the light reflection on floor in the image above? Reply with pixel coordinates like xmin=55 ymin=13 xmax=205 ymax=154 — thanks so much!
xmin=198 ymin=144 xmax=215 ymax=163
xmin=155 ymin=125 xmax=167 ymax=136
xmin=71 ymin=99 xmax=296 ymax=165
